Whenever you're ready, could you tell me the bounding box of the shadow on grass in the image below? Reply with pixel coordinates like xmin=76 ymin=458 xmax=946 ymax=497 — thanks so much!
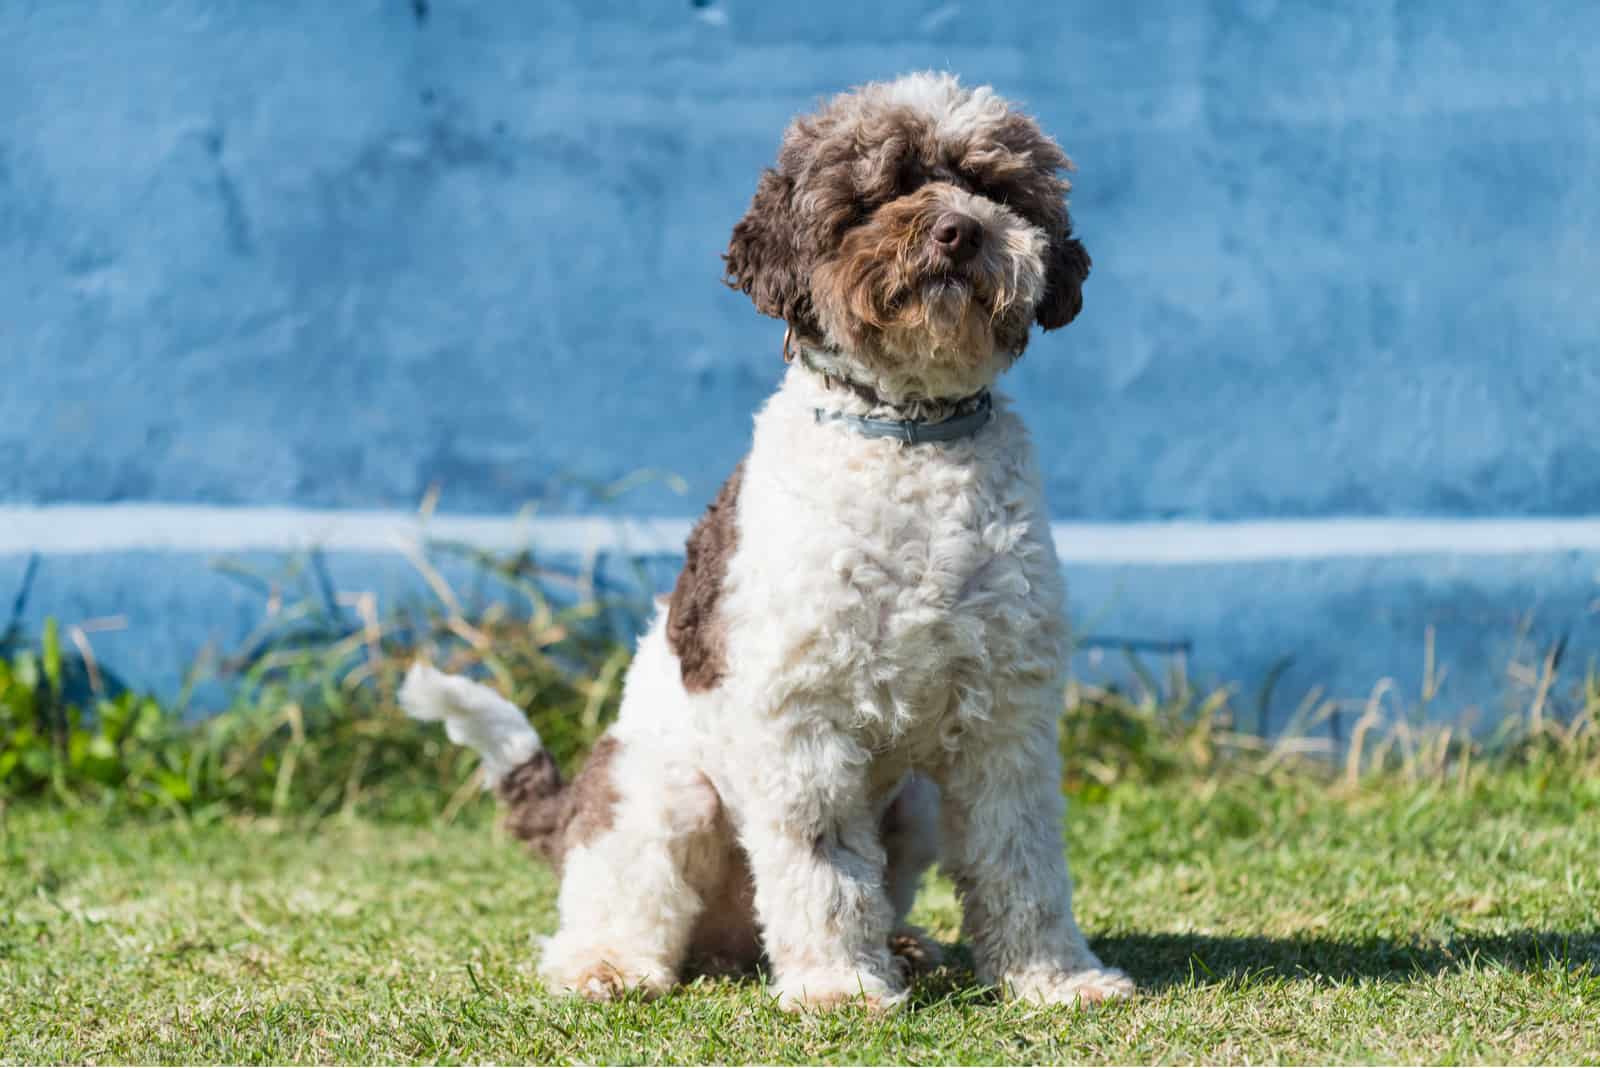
xmin=684 ymin=930 xmax=1598 ymax=1009
xmin=1091 ymin=928 xmax=1600 ymax=991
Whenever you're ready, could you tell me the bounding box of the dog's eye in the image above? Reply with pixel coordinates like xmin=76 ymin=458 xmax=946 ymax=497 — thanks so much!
xmin=956 ymin=171 xmax=1003 ymax=203
xmin=897 ymin=163 xmax=928 ymax=194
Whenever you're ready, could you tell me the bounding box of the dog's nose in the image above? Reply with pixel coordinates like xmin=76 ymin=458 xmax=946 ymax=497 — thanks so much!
xmin=931 ymin=213 xmax=983 ymax=262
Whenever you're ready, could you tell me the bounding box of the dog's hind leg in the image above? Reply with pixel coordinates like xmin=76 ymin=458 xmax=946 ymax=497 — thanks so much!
xmin=537 ymin=754 xmax=723 ymax=999
xmin=400 ymin=663 xmax=716 ymax=1000
xmin=882 ymin=774 xmax=945 ymax=975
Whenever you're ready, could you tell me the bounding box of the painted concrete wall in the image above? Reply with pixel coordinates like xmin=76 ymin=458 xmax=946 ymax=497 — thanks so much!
xmin=4 ymin=1 xmax=1599 ymax=718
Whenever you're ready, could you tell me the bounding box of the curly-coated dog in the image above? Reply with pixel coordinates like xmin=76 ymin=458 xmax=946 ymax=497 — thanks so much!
xmin=402 ymin=72 xmax=1132 ymax=1011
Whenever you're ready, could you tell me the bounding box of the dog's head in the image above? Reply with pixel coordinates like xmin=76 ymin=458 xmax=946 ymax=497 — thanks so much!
xmin=725 ymin=73 xmax=1089 ymax=398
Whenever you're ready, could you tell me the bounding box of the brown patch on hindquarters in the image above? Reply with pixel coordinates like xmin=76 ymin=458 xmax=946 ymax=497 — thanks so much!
xmin=495 ymin=750 xmax=566 ymax=861
xmin=666 ymin=462 xmax=745 ymax=692
xmin=497 ymin=735 xmax=623 ymax=871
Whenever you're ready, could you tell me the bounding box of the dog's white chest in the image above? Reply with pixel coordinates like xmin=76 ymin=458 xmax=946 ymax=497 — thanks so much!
xmin=729 ymin=394 xmax=1066 ymax=751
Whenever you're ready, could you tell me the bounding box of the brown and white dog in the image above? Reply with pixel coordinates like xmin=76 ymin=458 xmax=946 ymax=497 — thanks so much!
xmin=402 ymin=72 xmax=1132 ymax=1011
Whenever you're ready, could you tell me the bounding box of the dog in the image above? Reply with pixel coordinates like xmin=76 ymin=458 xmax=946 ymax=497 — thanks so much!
xmin=401 ymin=72 xmax=1132 ymax=1011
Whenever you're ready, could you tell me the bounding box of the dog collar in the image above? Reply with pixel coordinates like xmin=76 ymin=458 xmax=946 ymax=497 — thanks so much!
xmin=814 ymin=390 xmax=993 ymax=445
xmin=788 ymin=335 xmax=995 ymax=445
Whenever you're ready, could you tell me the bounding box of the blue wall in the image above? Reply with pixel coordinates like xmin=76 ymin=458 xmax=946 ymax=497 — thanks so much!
xmin=5 ymin=1 xmax=1599 ymax=718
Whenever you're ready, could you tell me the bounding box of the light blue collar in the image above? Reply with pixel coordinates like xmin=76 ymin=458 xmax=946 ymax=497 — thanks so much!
xmin=813 ymin=390 xmax=993 ymax=445
xmin=791 ymin=342 xmax=995 ymax=445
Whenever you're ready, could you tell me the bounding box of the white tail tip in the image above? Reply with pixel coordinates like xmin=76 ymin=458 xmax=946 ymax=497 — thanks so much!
xmin=399 ymin=662 xmax=542 ymax=787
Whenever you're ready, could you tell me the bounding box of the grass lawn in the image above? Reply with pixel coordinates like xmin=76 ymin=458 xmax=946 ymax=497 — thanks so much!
xmin=3 ymin=771 xmax=1597 ymax=1065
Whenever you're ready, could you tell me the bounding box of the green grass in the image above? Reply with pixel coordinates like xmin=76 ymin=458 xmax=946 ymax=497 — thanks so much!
xmin=4 ymin=770 xmax=1597 ymax=1065
xmin=5 ymin=539 xmax=1600 ymax=1062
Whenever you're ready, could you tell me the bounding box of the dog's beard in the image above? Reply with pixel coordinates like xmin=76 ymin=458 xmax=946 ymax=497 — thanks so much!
xmin=811 ymin=188 xmax=1046 ymax=391
xmin=884 ymin=277 xmax=994 ymax=366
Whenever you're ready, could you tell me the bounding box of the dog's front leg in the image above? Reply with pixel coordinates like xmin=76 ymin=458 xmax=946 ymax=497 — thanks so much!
xmin=732 ymin=724 xmax=905 ymax=1011
xmin=938 ymin=705 xmax=1134 ymax=1007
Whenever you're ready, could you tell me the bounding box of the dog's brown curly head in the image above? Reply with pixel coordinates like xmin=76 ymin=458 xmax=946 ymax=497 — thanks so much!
xmin=725 ymin=73 xmax=1088 ymax=396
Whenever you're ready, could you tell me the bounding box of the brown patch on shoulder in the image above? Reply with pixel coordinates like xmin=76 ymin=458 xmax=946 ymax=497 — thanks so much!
xmin=666 ymin=462 xmax=745 ymax=693
xmin=496 ymin=735 xmax=623 ymax=871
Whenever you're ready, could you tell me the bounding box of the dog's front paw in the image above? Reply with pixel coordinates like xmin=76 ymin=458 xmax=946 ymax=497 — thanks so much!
xmin=1005 ymin=965 xmax=1135 ymax=1007
xmin=770 ymin=968 xmax=907 ymax=1013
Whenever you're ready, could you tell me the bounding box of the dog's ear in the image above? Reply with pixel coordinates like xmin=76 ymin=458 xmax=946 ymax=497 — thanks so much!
xmin=1036 ymin=230 xmax=1090 ymax=331
xmin=724 ymin=168 xmax=811 ymax=326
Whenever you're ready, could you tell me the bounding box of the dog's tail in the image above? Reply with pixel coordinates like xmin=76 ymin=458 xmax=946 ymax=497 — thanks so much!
xmin=399 ymin=662 xmax=544 ymax=786
xmin=399 ymin=663 xmax=572 ymax=864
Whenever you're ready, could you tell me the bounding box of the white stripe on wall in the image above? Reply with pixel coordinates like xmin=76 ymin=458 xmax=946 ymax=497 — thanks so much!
xmin=9 ymin=504 xmax=1600 ymax=565
xmin=0 ymin=505 xmax=693 ymax=558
